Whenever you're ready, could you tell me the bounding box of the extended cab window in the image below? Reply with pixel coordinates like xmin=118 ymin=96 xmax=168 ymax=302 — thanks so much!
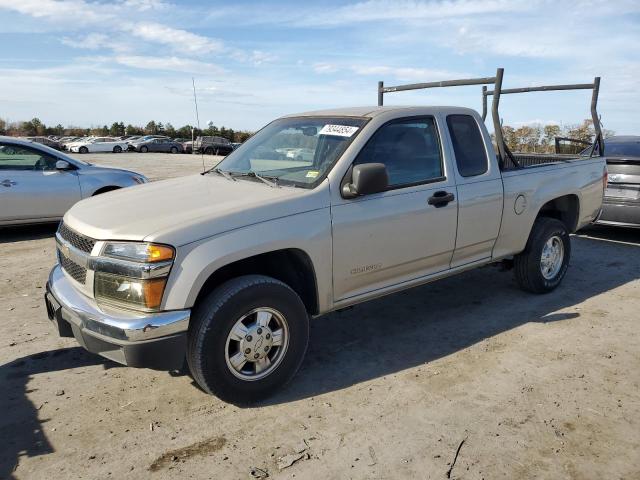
xmin=446 ymin=115 xmax=488 ymax=177
xmin=354 ymin=117 xmax=443 ymax=187
xmin=0 ymin=143 xmax=58 ymax=171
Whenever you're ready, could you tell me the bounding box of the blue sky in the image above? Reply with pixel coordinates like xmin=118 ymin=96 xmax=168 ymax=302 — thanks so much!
xmin=0 ymin=0 xmax=638 ymax=133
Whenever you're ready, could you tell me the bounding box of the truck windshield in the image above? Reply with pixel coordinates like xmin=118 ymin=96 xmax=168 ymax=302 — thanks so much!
xmin=213 ymin=116 xmax=368 ymax=188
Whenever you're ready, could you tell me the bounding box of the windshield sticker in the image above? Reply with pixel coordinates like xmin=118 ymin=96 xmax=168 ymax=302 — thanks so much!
xmin=306 ymin=170 xmax=320 ymax=178
xmin=319 ymin=125 xmax=360 ymax=137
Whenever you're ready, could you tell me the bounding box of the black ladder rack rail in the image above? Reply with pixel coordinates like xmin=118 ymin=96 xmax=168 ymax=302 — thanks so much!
xmin=377 ymin=68 xmax=603 ymax=169
xmin=481 ymin=78 xmax=603 ymax=159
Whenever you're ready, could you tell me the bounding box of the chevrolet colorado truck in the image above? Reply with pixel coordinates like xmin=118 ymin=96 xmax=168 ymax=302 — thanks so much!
xmin=45 ymin=69 xmax=607 ymax=403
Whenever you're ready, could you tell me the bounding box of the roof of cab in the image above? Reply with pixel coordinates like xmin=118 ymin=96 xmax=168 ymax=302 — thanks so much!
xmin=283 ymin=105 xmax=479 ymax=118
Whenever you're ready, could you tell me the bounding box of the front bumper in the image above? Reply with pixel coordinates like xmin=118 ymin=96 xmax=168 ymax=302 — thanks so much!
xmin=45 ymin=265 xmax=190 ymax=370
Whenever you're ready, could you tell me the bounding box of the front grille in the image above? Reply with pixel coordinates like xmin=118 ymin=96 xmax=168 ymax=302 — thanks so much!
xmin=59 ymin=250 xmax=87 ymax=284
xmin=58 ymin=222 xmax=96 ymax=254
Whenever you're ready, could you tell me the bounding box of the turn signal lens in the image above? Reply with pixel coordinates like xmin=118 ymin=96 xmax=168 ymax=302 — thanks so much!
xmin=102 ymin=242 xmax=175 ymax=263
xmin=147 ymin=244 xmax=174 ymax=262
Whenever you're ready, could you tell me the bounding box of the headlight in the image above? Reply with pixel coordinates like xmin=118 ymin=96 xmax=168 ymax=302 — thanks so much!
xmin=94 ymin=242 xmax=174 ymax=312
xmin=102 ymin=242 xmax=173 ymax=262
xmin=95 ymin=273 xmax=167 ymax=311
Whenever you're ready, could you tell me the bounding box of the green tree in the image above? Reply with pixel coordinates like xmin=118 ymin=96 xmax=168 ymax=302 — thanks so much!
xmin=145 ymin=121 xmax=157 ymax=135
xmin=0 ymin=118 xmax=6 ymax=135
xmin=109 ymin=122 xmax=125 ymax=137
xmin=164 ymin=123 xmax=176 ymax=138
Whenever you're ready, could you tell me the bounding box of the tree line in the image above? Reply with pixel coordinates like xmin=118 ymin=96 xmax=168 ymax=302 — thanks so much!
xmin=0 ymin=116 xmax=613 ymax=152
xmin=0 ymin=117 xmax=254 ymax=143
xmin=496 ymin=119 xmax=614 ymax=154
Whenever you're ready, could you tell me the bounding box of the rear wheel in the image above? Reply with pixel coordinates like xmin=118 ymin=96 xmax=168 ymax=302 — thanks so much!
xmin=514 ymin=217 xmax=571 ymax=293
xmin=113 ymin=145 xmax=122 ymax=153
xmin=204 ymin=147 xmax=213 ymax=155
xmin=79 ymin=146 xmax=88 ymax=154
xmin=140 ymin=146 xmax=148 ymax=153
xmin=187 ymin=275 xmax=309 ymax=404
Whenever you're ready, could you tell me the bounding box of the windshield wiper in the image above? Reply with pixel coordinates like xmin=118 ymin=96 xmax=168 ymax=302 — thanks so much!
xmin=209 ymin=167 xmax=236 ymax=181
xmin=228 ymin=171 xmax=280 ymax=188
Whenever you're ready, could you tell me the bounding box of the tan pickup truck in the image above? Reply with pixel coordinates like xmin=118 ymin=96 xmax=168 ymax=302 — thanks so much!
xmin=45 ymin=69 xmax=607 ymax=403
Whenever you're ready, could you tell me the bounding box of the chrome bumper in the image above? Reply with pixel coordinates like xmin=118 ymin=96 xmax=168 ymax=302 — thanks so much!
xmin=45 ymin=265 xmax=190 ymax=369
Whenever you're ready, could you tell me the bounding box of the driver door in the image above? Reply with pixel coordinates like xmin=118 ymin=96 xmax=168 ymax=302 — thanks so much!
xmin=331 ymin=116 xmax=458 ymax=301
xmin=0 ymin=143 xmax=81 ymax=223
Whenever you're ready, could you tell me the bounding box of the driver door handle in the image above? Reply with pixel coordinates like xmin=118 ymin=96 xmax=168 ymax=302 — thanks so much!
xmin=1 ymin=179 xmax=17 ymax=187
xmin=428 ymin=190 xmax=455 ymax=208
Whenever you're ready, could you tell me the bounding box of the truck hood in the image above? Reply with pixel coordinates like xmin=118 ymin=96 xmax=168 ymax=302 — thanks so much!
xmin=64 ymin=174 xmax=327 ymax=246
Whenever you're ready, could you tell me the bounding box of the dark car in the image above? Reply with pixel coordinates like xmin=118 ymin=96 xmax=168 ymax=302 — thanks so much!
xmin=597 ymin=136 xmax=640 ymax=228
xmin=132 ymin=138 xmax=184 ymax=153
xmin=193 ymin=136 xmax=234 ymax=156
xmin=25 ymin=136 xmax=62 ymax=150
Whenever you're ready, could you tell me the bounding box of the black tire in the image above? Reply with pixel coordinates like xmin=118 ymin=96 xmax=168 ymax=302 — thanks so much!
xmin=514 ymin=217 xmax=571 ymax=294
xmin=170 ymin=146 xmax=178 ymax=154
xmin=187 ymin=275 xmax=309 ymax=404
xmin=140 ymin=146 xmax=148 ymax=153
xmin=113 ymin=145 xmax=122 ymax=153
xmin=204 ymin=147 xmax=213 ymax=155
xmin=79 ymin=146 xmax=88 ymax=154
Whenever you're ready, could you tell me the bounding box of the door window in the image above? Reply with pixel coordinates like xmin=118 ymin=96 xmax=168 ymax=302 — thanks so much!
xmin=0 ymin=143 xmax=58 ymax=170
xmin=354 ymin=117 xmax=443 ymax=188
xmin=446 ymin=115 xmax=488 ymax=177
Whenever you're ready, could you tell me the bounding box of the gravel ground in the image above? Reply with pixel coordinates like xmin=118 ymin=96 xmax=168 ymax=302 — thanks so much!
xmin=69 ymin=151 xmax=224 ymax=181
xmin=1 ymin=154 xmax=639 ymax=479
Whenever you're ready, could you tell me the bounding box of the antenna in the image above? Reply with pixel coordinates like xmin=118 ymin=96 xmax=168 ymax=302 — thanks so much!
xmin=192 ymin=77 xmax=205 ymax=173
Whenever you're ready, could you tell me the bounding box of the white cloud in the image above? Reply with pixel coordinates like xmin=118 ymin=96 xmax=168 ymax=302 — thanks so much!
xmin=123 ymin=22 xmax=224 ymax=54
xmin=113 ymin=55 xmax=226 ymax=74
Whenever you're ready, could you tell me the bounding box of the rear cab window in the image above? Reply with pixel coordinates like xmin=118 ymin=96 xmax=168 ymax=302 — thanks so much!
xmin=446 ymin=114 xmax=489 ymax=177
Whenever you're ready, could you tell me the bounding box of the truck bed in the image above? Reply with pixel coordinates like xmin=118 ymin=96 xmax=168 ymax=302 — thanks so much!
xmin=503 ymin=153 xmax=590 ymax=170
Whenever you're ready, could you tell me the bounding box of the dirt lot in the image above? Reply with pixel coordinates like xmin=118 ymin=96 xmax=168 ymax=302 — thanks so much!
xmin=1 ymin=153 xmax=639 ymax=479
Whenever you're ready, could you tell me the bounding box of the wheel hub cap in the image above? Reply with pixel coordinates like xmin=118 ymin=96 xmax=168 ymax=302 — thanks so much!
xmin=224 ymin=307 xmax=288 ymax=381
xmin=240 ymin=325 xmax=274 ymax=361
xmin=540 ymin=235 xmax=564 ymax=280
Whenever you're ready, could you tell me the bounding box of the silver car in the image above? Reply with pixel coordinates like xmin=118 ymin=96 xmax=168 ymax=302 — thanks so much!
xmin=0 ymin=136 xmax=148 ymax=226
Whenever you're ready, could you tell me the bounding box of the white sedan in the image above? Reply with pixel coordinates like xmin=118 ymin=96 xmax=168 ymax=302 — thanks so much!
xmin=69 ymin=137 xmax=129 ymax=154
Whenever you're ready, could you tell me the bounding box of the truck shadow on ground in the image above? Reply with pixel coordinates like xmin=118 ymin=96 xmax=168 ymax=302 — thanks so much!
xmin=266 ymin=228 xmax=639 ymax=405
xmin=0 ymin=223 xmax=58 ymax=244
xmin=0 ymin=347 xmax=117 ymax=479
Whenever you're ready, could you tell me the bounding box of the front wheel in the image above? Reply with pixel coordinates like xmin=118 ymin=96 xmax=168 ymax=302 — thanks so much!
xmin=187 ymin=275 xmax=309 ymax=404
xmin=113 ymin=145 xmax=122 ymax=153
xmin=79 ymin=146 xmax=88 ymax=154
xmin=514 ymin=217 xmax=571 ymax=293
xmin=170 ymin=146 xmax=178 ymax=154
xmin=140 ymin=146 xmax=148 ymax=153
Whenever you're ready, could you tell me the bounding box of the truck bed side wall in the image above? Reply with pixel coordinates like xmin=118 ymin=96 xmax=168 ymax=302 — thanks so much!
xmin=493 ymin=158 xmax=605 ymax=259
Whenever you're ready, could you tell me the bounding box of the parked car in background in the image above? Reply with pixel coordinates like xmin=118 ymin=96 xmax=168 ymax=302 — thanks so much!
xmin=596 ymin=135 xmax=640 ymax=228
xmin=127 ymin=135 xmax=171 ymax=151
xmin=0 ymin=136 xmax=147 ymax=226
xmin=59 ymin=137 xmax=84 ymax=150
xmin=25 ymin=136 xmax=62 ymax=150
xmin=68 ymin=137 xmax=129 ymax=154
xmin=130 ymin=137 xmax=184 ymax=153
xmin=182 ymin=140 xmax=194 ymax=154
xmin=193 ymin=136 xmax=234 ymax=156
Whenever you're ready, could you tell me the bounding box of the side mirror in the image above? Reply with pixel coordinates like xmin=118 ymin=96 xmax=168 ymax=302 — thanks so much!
xmin=342 ymin=163 xmax=388 ymax=198
xmin=55 ymin=160 xmax=72 ymax=170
